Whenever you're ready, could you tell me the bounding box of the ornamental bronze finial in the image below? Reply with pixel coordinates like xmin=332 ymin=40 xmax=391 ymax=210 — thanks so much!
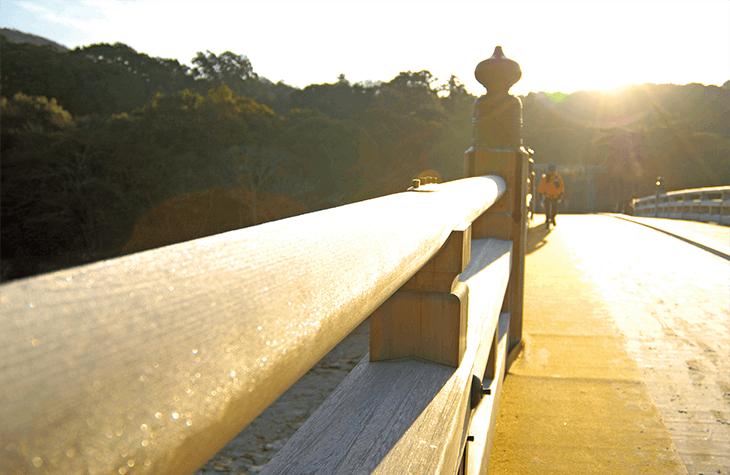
xmin=468 ymin=46 xmax=523 ymax=152
xmin=474 ymin=46 xmax=522 ymax=95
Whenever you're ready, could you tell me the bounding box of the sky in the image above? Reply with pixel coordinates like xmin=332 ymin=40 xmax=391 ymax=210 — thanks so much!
xmin=1 ymin=0 xmax=728 ymax=96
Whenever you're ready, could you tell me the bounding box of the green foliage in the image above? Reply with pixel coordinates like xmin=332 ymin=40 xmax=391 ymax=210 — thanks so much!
xmin=71 ymin=43 xmax=197 ymax=107
xmin=0 ymin=84 xmax=285 ymax=280
xmin=192 ymin=50 xmax=258 ymax=99
xmin=289 ymin=80 xmax=373 ymax=120
xmin=279 ymin=108 xmax=363 ymax=200
xmin=371 ymin=70 xmax=440 ymax=116
xmin=0 ymin=36 xmax=199 ymax=117
xmin=2 ymin=92 xmax=73 ymax=131
xmin=218 ymin=145 xmax=315 ymax=225
xmin=1 ymin=96 xmax=130 ymax=264
xmin=1 ymin=36 xmax=95 ymax=115
xmin=124 ymin=86 xmax=279 ymax=157
xmin=545 ymin=92 xmax=571 ymax=103
xmin=440 ymin=75 xmax=474 ymax=116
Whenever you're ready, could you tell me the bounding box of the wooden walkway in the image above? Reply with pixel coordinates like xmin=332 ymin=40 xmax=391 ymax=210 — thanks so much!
xmin=488 ymin=214 xmax=729 ymax=474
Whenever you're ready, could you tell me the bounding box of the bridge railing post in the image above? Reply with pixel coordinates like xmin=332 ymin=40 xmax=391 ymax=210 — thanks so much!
xmin=679 ymin=194 xmax=687 ymax=219
xmin=464 ymin=46 xmax=528 ymax=359
xmin=698 ymin=192 xmax=704 ymax=219
xmin=370 ymin=222 xmax=472 ymax=367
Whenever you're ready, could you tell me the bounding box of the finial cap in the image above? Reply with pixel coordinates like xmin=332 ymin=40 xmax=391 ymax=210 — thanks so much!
xmin=475 ymin=46 xmax=522 ymax=94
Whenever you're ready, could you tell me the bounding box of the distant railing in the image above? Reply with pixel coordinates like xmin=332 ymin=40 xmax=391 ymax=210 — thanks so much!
xmin=632 ymin=185 xmax=730 ymax=225
xmin=0 ymin=173 xmax=524 ymax=475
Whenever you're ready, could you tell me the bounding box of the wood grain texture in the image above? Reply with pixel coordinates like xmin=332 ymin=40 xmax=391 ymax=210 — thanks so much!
xmin=468 ymin=148 xmax=528 ymax=350
xmin=465 ymin=311 xmax=510 ymax=475
xmin=400 ymin=222 xmax=472 ymax=293
xmin=371 ymin=223 xmax=472 ymax=367
xmin=262 ymin=238 xmax=512 ymax=475
xmin=0 ymin=176 xmax=505 ymax=475
xmin=369 ymin=283 xmax=468 ymax=367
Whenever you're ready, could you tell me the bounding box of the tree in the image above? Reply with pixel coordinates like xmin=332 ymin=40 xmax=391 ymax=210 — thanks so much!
xmin=1 ymin=93 xmax=73 ymax=131
xmin=280 ymin=108 xmax=364 ymax=201
xmin=0 ymin=36 xmax=104 ymax=116
xmin=1 ymin=36 xmax=200 ymax=117
xmin=353 ymin=107 xmax=445 ymax=198
xmin=192 ymin=50 xmax=257 ymax=98
xmin=440 ymin=75 xmax=474 ymax=117
xmin=71 ymin=42 xmax=196 ymax=109
xmin=251 ymin=78 xmax=297 ymax=115
xmin=218 ymin=145 xmax=315 ymax=225
xmin=371 ymin=70 xmax=440 ymax=115
xmin=287 ymin=80 xmax=373 ymax=120
xmin=1 ymin=94 xmax=132 ymax=272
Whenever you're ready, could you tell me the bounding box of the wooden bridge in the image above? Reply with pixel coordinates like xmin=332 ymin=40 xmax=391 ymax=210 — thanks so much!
xmin=490 ymin=213 xmax=729 ymax=475
xmin=633 ymin=185 xmax=730 ymax=226
xmin=1 ymin=48 xmax=728 ymax=475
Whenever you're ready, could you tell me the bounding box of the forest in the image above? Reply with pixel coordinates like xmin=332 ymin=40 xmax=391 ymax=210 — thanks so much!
xmin=1 ymin=31 xmax=729 ymax=282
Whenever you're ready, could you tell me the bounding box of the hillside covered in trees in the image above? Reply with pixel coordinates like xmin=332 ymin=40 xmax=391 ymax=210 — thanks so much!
xmin=2 ymin=32 xmax=728 ymax=281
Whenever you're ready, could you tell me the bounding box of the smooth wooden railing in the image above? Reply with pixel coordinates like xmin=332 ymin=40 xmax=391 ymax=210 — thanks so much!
xmin=0 ymin=175 xmax=512 ymax=475
xmin=632 ymin=185 xmax=730 ymax=225
xmin=262 ymin=238 xmax=513 ymax=474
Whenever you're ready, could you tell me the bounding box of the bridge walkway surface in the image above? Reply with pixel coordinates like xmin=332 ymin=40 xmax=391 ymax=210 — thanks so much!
xmin=487 ymin=214 xmax=729 ymax=475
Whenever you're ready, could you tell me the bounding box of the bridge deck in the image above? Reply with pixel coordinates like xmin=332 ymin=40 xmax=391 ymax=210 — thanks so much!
xmin=488 ymin=214 xmax=729 ymax=474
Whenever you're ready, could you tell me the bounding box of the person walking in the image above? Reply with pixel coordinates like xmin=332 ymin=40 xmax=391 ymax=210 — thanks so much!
xmin=538 ymin=165 xmax=565 ymax=229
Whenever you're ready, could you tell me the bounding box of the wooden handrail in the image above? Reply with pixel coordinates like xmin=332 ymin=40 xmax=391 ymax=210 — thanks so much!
xmin=0 ymin=175 xmax=505 ymax=475
xmin=261 ymin=238 xmax=513 ymax=474
xmin=632 ymin=185 xmax=730 ymax=224
xmin=639 ymin=185 xmax=730 ymax=198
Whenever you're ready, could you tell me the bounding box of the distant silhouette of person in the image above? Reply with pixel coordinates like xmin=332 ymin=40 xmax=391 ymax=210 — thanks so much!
xmin=538 ymin=165 xmax=564 ymax=229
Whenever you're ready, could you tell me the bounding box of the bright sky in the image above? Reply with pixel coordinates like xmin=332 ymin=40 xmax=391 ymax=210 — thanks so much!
xmin=1 ymin=0 xmax=728 ymax=96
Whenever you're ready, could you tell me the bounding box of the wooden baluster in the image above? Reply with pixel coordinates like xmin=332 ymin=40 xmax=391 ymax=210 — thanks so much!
xmin=679 ymin=194 xmax=687 ymax=219
xmin=370 ymin=222 xmax=472 ymax=368
xmin=463 ymin=46 xmax=527 ymax=357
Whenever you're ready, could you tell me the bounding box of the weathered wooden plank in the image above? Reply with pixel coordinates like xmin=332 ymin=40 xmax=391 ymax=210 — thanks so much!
xmin=261 ymin=238 xmax=512 ymax=475
xmin=465 ymin=311 xmax=510 ymax=475
xmin=0 ymin=176 xmax=505 ymax=475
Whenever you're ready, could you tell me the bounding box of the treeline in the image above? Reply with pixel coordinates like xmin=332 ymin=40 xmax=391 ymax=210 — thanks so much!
xmin=523 ymin=84 xmax=730 ymax=210
xmin=0 ymin=36 xmax=475 ymax=281
xmin=2 ymin=34 xmax=728 ymax=281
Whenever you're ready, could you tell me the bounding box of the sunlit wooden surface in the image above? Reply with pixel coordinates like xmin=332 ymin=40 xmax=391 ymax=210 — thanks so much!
xmin=260 ymin=238 xmax=512 ymax=474
xmin=489 ymin=215 xmax=728 ymax=474
xmin=0 ymin=175 xmax=505 ymax=475
xmin=633 ymin=185 xmax=730 ymax=224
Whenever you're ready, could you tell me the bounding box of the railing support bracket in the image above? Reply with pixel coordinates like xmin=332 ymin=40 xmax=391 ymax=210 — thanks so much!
xmin=370 ymin=222 xmax=472 ymax=367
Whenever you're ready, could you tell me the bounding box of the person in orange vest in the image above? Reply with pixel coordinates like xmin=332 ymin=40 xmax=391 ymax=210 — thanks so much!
xmin=538 ymin=165 xmax=565 ymax=229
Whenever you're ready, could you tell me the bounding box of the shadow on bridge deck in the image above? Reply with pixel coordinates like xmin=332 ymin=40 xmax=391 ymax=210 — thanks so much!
xmin=488 ymin=214 xmax=729 ymax=475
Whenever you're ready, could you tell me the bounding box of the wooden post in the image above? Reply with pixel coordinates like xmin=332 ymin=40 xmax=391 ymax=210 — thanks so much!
xmin=370 ymin=223 xmax=472 ymax=368
xmin=679 ymin=194 xmax=687 ymax=219
xmin=699 ymin=191 xmax=705 ymax=221
xmin=464 ymin=46 xmax=527 ymax=357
